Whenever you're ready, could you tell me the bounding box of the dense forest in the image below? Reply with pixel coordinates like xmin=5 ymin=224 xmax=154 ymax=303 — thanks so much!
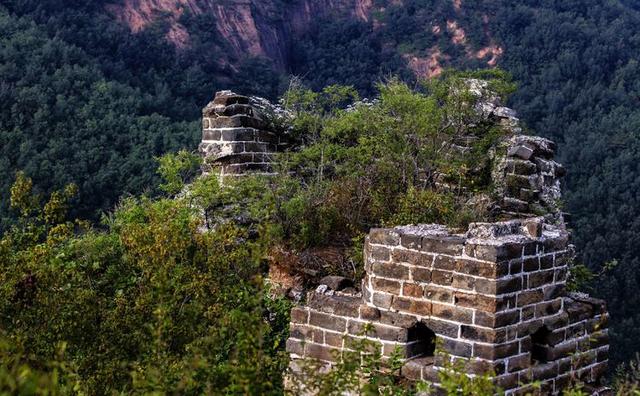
xmin=1 ymin=0 xmax=640 ymax=382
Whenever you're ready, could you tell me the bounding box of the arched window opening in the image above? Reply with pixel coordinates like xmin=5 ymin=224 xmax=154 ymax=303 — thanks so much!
xmin=531 ymin=326 xmax=551 ymax=364
xmin=407 ymin=322 xmax=436 ymax=359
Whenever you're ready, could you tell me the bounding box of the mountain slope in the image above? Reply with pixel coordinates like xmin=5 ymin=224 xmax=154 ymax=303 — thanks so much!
xmin=2 ymin=0 xmax=640 ymax=368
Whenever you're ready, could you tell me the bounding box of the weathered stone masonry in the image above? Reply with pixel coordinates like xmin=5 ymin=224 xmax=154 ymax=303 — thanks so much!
xmin=196 ymin=89 xmax=610 ymax=394
xmin=282 ymin=120 xmax=608 ymax=394
xmin=198 ymin=91 xmax=288 ymax=177
xmin=287 ymin=219 xmax=609 ymax=394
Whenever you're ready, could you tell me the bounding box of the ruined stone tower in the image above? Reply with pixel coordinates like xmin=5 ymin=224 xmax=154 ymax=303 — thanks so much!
xmin=282 ymin=121 xmax=609 ymax=394
xmin=197 ymin=89 xmax=610 ymax=395
xmin=198 ymin=91 xmax=288 ymax=178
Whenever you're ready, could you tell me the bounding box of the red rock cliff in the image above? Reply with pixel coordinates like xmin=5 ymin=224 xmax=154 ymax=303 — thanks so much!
xmin=106 ymin=0 xmax=373 ymax=70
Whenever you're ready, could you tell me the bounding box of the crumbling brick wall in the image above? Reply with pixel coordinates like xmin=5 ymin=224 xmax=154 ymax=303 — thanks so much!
xmin=196 ymin=89 xmax=610 ymax=395
xmin=287 ymin=219 xmax=609 ymax=395
xmin=198 ymin=91 xmax=288 ymax=177
xmin=285 ymin=129 xmax=609 ymax=394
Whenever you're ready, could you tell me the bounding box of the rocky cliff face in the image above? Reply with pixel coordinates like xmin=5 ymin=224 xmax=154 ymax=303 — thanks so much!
xmin=107 ymin=0 xmax=373 ymax=70
xmin=107 ymin=0 xmax=502 ymax=78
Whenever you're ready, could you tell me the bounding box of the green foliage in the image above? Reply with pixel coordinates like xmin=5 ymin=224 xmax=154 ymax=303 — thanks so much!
xmin=0 ymin=173 xmax=290 ymax=395
xmin=436 ymin=352 xmax=498 ymax=396
xmin=613 ymin=354 xmax=640 ymax=395
xmin=0 ymin=339 xmax=83 ymax=395
xmin=156 ymin=150 xmax=202 ymax=195
xmin=269 ymin=74 xmax=506 ymax=253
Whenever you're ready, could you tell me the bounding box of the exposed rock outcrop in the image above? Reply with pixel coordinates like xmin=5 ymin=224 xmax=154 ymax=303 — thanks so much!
xmin=107 ymin=0 xmax=374 ymax=70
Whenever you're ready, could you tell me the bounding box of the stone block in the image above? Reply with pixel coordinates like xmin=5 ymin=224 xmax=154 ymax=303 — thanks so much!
xmin=401 ymin=359 xmax=424 ymax=380
xmin=454 ymin=291 xmax=498 ymax=312
xmin=210 ymin=115 xmax=265 ymax=129
xmin=565 ymin=322 xmax=586 ymax=339
xmin=539 ymin=254 xmax=554 ymax=269
xmin=403 ymin=283 xmax=424 ymax=298
xmin=433 ymin=255 xmax=456 ymax=271
xmin=506 ymin=159 xmax=537 ymax=175
xmin=290 ymin=307 xmax=309 ymax=324
xmin=369 ymin=246 xmax=391 ymax=261
xmin=372 ymin=292 xmax=393 ymax=309
xmin=324 ymin=331 xmax=343 ymax=348
xmin=465 ymin=243 xmax=523 ymax=262
xmin=421 ymin=236 xmax=465 ymax=255
xmin=359 ymin=304 xmax=380 ymax=321
xmin=441 ymin=338 xmax=472 ymax=358
xmin=372 ymin=277 xmax=402 ymax=294
xmin=460 ymin=325 xmax=506 ymax=343
xmin=424 ymin=285 xmax=453 ymax=303
xmin=255 ymin=130 xmax=279 ymax=144
xmin=452 ymin=273 xmax=477 ymax=291
xmin=431 ymin=270 xmax=453 ymax=286
xmin=531 ymin=361 xmax=559 ymax=381
xmin=588 ymin=331 xmax=609 ymax=349
xmin=474 ymin=310 xmax=520 ymax=328
xmin=432 ymin=303 xmax=473 ymax=324
xmin=424 ymin=318 xmax=460 ymax=338
xmin=543 ymin=311 xmax=569 ymax=330
xmin=476 ymin=276 xmax=522 ymax=295
xmin=412 ymin=267 xmax=432 ymax=283
xmin=516 ymin=289 xmax=544 ymax=307
xmin=521 ymin=306 xmax=535 ymax=321
xmin=508 ymin=145 xmax=534 ymax=160
xmin=465 ymin=359 xmax=505 ymax=375
xmin=348 ymin=320 xmax=408 ymax=342
xmin=221 ymin=128 xmax=255 ymax=142
xmin=496 ymin=372 xmax=519 ymax=390
xmin=305 ymin=343 xmax=339 ymax=362
xmin=307 ymin=293 xmax=360 ymax=318
xmin=507 ymin=353 xmax=531 ymax=373
xmin=369 ymin=228 xmax=400 ymax=245
xmin=400 ymin=234 xmax=422 ymax=250
xmin=529 ymin=269 xmax=555 ymax=288
xmin=455 ymin=258 xmax=507 ymax=277
xmin=519 ymin=188 xmax=540 ymax=202
xmin=202 ymin=129 xmax=221 ymax=141
xmin=522 ymin=257 xmax=540 ymax=272
xmin=392 ymin=249 xmax=432 ymax=267
xmin=543 ymin=284 xmax=566 ymax=300
xmin=309 ymin=311 xmax=346 ymax=332
xmin=497 ymin=276 xmax=523 ymax=294
xmin=379 ymin=310 xmax=418 ymax=328
xmin=392 ymin=296 xmax=432 ymax=316
xmin=289 ymin=323 xmax=312 ymax=340
xmin=212 ymin=91 xmax=250 ymax=106
xmin=509 ymin=259 xmax=523 ymax=274
xmin=473 ymin=341 xmax=519 ymax=360
xmin=217 ymin=153 xmax=255 ymax=165
xmin=372 ymin=262 xmax=409 ymax=280
xmin=535 ymin=299 xmax=562 ymax=317
xmin=546 ymin=340 xmax=577 ymax=360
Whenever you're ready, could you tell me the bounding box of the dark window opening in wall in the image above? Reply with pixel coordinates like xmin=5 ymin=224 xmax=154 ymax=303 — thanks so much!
xmin=531 ymin=326 xmax=551 ymax=364
xmin=407 ymin=322 xmax=436 ymax=359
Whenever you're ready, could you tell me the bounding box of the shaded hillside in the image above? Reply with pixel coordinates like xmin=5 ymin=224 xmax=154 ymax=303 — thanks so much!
xmin=2 ymin=0 xmax=640 ymax=369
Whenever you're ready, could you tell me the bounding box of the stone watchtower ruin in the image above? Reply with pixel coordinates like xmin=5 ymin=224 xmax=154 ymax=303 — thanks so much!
xmin=199 ymin=90 xmax=610 ymax=395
